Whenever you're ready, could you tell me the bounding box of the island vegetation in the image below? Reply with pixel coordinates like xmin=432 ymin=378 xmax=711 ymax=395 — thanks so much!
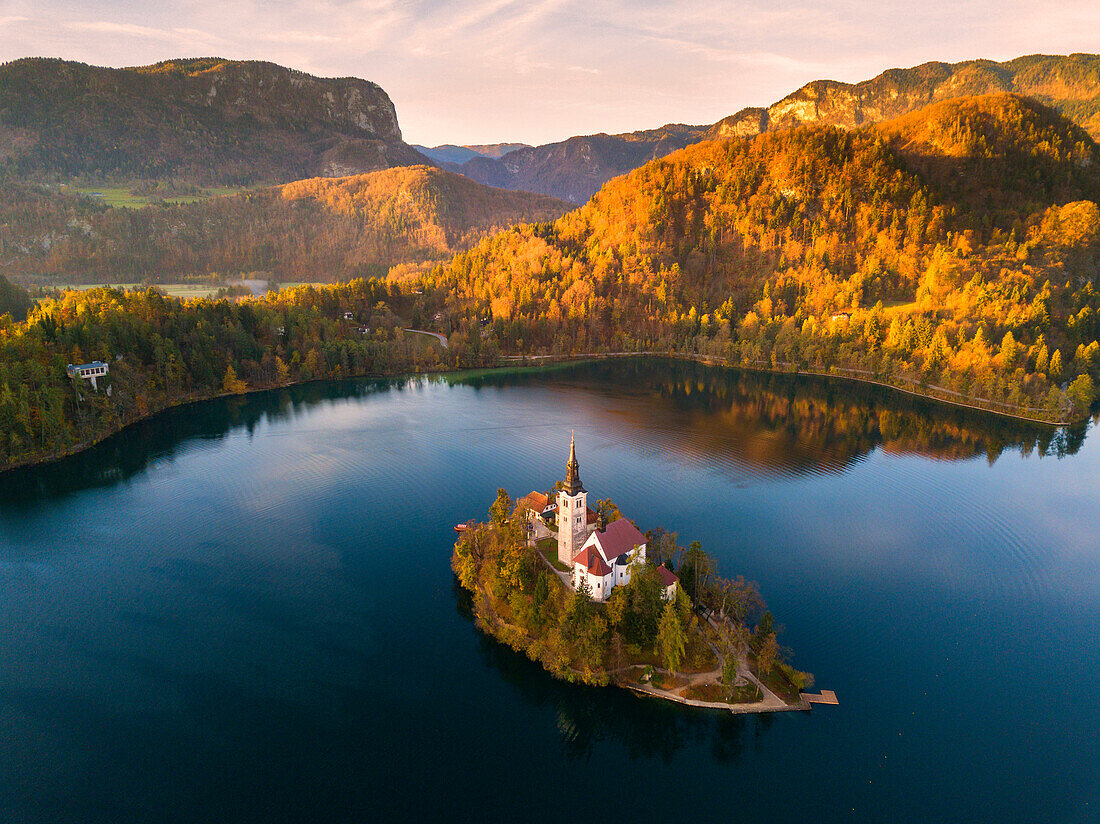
xmin=452 ymin=489 xmax=813 ymax=708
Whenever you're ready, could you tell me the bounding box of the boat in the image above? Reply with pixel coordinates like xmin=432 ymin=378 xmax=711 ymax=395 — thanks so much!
xmin=454 ymin=522 xmax=469 ymax=533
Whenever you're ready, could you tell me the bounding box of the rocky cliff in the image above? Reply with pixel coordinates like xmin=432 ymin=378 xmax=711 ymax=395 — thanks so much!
xmin=0 ymin=57 xmax=428 ymax=183
xmin=710 ymin=53 xmax=1100 ymax=141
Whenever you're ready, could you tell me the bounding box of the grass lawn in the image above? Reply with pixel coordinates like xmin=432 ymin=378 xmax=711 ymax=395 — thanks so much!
xmin=539 ymin=544 xmax=569 ymax=572
xmin=71 ymin=185 xmax=248 ymax=209
xmin=683 ymin=682 xmax=728 ymax=702
xmin=651 ymin=672 xmax=689 ymax=691
xmin=729 ymin=682 xmax=763 ymax=703
xmin=760 ymin=669 xmax=801 ymax=702
xmin=60 ymin=282 xmax=223 ymax=299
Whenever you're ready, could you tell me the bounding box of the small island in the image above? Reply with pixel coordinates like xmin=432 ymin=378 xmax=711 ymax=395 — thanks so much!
xmin=453 ymin=435 xmax=835 ymax=713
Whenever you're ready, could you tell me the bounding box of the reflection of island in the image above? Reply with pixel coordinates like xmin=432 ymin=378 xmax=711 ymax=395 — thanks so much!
xmin=461 ymin=359 xmax=1087 ymax=473
xmin=455 ymin=581 xmax=772 ymax=764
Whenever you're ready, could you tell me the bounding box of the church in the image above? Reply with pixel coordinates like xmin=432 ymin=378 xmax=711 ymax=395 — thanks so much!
xmin=555 ymin=434 xmax=649 ymax=602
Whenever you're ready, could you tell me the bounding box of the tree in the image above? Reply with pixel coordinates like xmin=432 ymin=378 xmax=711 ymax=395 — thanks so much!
xmin=721 ymin=653 xmax=739 ymax=686
xmin=489 ymin=487 xmax=511 ymax=527
xmin=677 ymin=541 xmax=711 ymax=601
xmin=656 ymin=600 xmax=686 ymax=673
xmin=1067 ymin=374 xmax=1096 ymax=417
xmin=755 ymin=632 xmax=779 ymax=675
xmin=611 ymin=631 xmax=626 ymax=671
xmin=222 ymin=364 xmax=247 ymax=394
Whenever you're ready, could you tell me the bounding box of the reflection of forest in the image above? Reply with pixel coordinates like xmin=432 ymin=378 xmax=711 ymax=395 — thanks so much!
xmin=464 ymin=359 xmax=1087 ymax=474
xmin=454 ymin=580 xmax=769 ymax=764
xmin=2 ymin=359 xmax=1087 ymax=507
xmin=0 ymin=378 xmax=406 ymax=505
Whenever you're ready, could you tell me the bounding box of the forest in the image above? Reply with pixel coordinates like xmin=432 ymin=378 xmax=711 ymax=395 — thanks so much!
xmin=0 ymin=278 xmax=505 ymax=471
xmin=423 ymin=95 xmax=1100 ymax=422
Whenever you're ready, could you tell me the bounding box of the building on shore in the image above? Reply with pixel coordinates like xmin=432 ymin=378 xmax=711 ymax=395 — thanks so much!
xmin=66 ymin=361 xmax=109 ymax=390
xmin=657 ymin=564 xmax=680 ymax=601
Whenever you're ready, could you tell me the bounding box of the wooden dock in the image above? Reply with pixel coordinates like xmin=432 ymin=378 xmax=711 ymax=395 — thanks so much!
xmin=802 ymin=689 xmax=839 ymax=705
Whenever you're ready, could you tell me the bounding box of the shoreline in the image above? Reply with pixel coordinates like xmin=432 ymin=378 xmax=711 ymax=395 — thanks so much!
xmin=1 ymin=347 xmax=1078 ymax=476
xmin=470 ymin=544 xmax=830 ymax=717
xmin=500 ymin=351 xmax=1077 ymax=427
xmin=472 ymin=594 xmax=825 ymax=716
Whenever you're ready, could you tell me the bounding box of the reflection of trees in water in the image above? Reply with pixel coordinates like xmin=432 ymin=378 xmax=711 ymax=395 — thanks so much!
xmin=0 ymin=377 xmax=414 ymax=506
xmin=467 ymin=359 xmax=1086 ymax=473
xmin=3 ymin=359 xmax=1087 ymax=506
xmin=454 ymin=577 xmax=772 ymax=764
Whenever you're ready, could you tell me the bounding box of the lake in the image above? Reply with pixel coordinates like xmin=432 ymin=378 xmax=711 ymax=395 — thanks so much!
xmin=0 ymin=359 xmax=1097 ymax=823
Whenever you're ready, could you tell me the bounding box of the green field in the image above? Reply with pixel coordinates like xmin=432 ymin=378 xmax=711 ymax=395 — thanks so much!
xmin=62 ymin=283 xmax=223 ymax=299
xmin=58 ymin=282 xmax=328 ymax=300
xmin=69 ymin=185 xmax=248 ymax=209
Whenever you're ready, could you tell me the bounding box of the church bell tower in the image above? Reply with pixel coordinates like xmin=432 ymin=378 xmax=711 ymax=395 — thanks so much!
xmin=557 ymin=432 xmax=588 ymax=566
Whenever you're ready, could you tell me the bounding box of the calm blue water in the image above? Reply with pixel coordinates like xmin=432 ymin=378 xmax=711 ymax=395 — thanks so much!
xmin=0 ymin=360 xmax=1097 ymax=823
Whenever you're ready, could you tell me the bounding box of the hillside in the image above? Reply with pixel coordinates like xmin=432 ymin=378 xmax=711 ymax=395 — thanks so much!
xmin=440 ymin=54 xmax=1100 ymax=208
xmin=0 ymin=57 xmax=428 ymax=184
xmin=447 ymin=124 xmax=708 ymax=204
xmin=711 ymin=53 xmax=1100 ymax=141
xmin=0 ymin=274 xmax=30 ymax=320
xmin=0 ymin=166 xmax=571 ymax=283
xmin=422 ymin=94 xmax=1100 ymax=421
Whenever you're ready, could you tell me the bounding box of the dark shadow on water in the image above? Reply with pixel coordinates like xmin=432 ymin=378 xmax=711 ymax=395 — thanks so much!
xmin=454 ymin=577 xmax=770 ymax=765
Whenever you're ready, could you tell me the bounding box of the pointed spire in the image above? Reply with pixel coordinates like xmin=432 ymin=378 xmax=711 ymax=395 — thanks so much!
xmin=564 ymin=431 xmax=584 ymax=495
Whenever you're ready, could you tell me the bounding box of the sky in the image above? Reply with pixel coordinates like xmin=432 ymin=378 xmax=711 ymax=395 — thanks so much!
xmin=0 ymin=1 xmax=1098 ymax=147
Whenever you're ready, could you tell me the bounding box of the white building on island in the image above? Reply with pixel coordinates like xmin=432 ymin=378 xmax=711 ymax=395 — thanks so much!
xmin=553 ymin=434 xmax=648 ymax=602
xmin=572 ymin=518 xmax=648 ymax=601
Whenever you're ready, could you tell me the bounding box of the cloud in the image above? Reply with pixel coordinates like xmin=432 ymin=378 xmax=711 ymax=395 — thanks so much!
xmin=64 ymin=20 xmax=231 ymax=50
xmin=257 ymin=31 xmax=341 ymax=45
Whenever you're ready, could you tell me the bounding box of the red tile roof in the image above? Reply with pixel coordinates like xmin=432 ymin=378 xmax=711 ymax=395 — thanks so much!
xmin=657 ymin=565 xmax=679 ymax=587
xmin=595 ymin=518 xmax=646 ymax=562
xmin=572 ymin=546 xmax=611 ymax=577
xmin=586 ymin=507 xmax=598 ymax=524
xmin=518 ymin=491 xmax=549 ymax=512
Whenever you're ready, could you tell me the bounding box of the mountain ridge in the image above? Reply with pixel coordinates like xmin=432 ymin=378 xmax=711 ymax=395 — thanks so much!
xmin=0 ymin=56 xmax=429 ymax=184
xmin=711 ymin=53 xmax=1100 ymax=141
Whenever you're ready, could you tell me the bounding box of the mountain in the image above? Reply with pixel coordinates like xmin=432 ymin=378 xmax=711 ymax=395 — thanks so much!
xmin=413 ymin=145 xmax=486 ymax=165
xmin=710 ymin=53 xmax=1100 ymax=141
xmin=438 ymin=54 xmax=1100 ymax=208
xmin=446 ymin=124 xmax=708 ymax=204
xmin=0 ymin=57 xmax=429 ymax=184
xmin=0 ymin=166 xmax=571 ymax=283
xmin=464 ymin=143 xmax=530 ymax=159
xmin=412 ymin=143 xmax=531 ymax=164
xmin=423 ymin=94 xmax=1100 ymax=419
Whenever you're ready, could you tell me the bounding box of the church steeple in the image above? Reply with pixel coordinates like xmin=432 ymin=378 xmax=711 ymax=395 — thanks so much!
xmin=564 ymin=431 xmax=584 ymax=495
xmin=557 ymin=431 xmax=589 ymax=567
